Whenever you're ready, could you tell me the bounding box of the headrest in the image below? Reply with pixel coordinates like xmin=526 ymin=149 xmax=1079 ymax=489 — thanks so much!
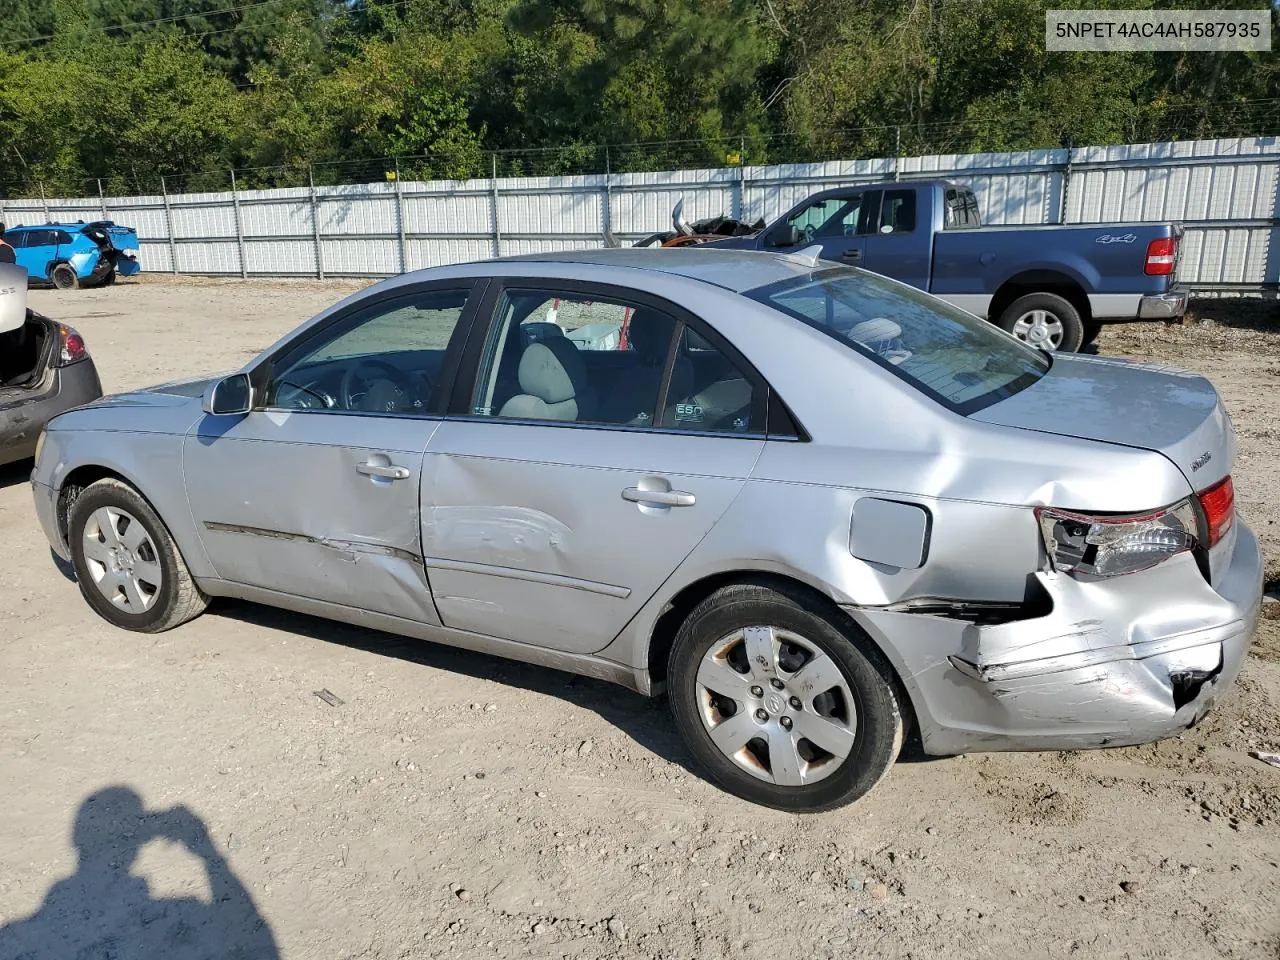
xmin=517 ymin=338 xmax=586 ymax=405
xmin=520 ymin=321 xmax=567 ymax=348
xmin=627 ymin=308 xmax=677 ymax=363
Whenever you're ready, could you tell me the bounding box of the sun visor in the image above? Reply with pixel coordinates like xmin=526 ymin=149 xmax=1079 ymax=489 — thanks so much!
xmin=0 ymin=264 xmax=29 ymax=334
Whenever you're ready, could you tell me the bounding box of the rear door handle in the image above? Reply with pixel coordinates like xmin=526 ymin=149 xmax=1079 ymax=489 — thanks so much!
xmin=622 ymin=487 xmax=695 ymax=507
xmin=357 ymin=459 xmax=410 ymax=480
xmin=840 ymin=249 xmax=862 ymax=262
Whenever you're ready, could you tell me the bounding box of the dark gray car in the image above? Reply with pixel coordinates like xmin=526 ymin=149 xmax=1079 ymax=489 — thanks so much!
xmin=0 ymin=265 xmax=103 ymax=466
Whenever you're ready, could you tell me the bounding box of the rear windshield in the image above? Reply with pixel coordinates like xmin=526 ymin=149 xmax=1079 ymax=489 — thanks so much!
xmin=748 ymin=267 xmax=1048 ymax=413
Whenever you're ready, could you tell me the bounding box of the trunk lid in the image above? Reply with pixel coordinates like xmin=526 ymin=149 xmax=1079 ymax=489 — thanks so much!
xmin=970 ymin=352 xmax=1234 ymax=491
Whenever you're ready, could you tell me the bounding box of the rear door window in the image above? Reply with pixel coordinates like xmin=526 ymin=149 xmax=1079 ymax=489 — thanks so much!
xmin=468 ymin=289 xmax=681 ymax=427
xmin=659 ymin=326 xmax=764 ymax=435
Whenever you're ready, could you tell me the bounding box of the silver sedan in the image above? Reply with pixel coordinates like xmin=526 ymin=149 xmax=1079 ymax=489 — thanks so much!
xmin=30 ymin=249 xmax=1262 ymax=811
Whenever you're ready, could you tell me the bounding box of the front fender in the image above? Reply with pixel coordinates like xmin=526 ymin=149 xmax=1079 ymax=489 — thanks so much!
xmin=34 ymin=424 xmax=215 ymax=579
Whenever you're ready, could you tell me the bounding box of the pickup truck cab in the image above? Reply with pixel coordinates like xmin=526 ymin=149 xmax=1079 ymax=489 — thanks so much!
xmin=703 ymin=179 xmax=1186 ymax=352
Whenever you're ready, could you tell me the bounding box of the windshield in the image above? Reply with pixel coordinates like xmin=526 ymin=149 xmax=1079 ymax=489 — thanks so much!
xmin=747 ymin=267 xmax=1049 ymax=413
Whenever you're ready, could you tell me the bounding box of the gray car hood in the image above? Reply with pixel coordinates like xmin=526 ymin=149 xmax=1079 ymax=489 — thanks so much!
xmin=143 ymin=372 xmax=225 ymax=398
xmin=971 ymin=353 xmax=1234 ymax=490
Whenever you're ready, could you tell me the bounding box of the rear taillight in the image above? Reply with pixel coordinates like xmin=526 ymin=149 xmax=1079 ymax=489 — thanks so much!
xmin=1145 ymin=236 xmax=1177 ymax=276
xmin=55 ymin=324 xmax=88 ymax=366
xmin=1197 ymin=475 xmax=1234 ymax=547
xmin=1036 ymin=500 xmax=1199 ymax=579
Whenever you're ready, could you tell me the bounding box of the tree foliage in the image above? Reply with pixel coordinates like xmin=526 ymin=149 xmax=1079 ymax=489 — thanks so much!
xmin=0 ymin=0 xmax=1275 ymax=195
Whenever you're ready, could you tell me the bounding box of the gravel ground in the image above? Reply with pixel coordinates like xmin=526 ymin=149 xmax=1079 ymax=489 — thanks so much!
xmin=1 ymin=279 xmax=1277 ymax=960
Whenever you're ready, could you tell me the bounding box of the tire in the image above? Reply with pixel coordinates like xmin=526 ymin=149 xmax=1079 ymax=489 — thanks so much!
xmin=1081 ymin=321 xmax=1102 ymax=347
xmin=50 ymin=263 xmax=79 ymax=290
xmin=100 ymin=269 xmax=117 ymax=286
xmin=996 ymin=292 xmax=1084 ymax=352
xmin=668 ymin=579 xmax=904 ymax=812
xmin=68 ymin=478 xmax=209 ymax=633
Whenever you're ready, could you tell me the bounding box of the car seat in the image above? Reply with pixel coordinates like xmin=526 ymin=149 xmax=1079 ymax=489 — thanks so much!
xmin=498 ymin=336 xmax=593 ymax=421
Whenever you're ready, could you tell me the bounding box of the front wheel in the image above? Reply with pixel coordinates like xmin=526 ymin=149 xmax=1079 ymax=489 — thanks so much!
xmin=68 ymin=478 xmax=209 ymax=632
xmin=996 ymin=292 xmax=1084 ymax=352
xmin=668 ymin=580 xmax=904 ymax=812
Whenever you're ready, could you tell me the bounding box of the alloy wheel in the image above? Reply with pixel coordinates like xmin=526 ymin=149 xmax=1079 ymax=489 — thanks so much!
xmin=695 ymin=625 xmax=857 ymax=786
xmin=81 ymin=506 xmax=163 ymax=613
xmin=1010 ymin=309 xmax=1064 ymax=350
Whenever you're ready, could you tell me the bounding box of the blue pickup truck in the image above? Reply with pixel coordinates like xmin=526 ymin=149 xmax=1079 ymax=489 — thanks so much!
xmin=693 ymin=180 xmax=1186 ymax=352
xmin=1 ymin=221 xmax=141 ymax=290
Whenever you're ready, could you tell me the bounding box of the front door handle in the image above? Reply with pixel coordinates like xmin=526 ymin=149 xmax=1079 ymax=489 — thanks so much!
xmin=840 ymin=249 xmax=862 ymax=262
xmin=622 ymin=486 xmax=695 ymax=507
xmin=357 ymin=459 xmax=410 ymax=480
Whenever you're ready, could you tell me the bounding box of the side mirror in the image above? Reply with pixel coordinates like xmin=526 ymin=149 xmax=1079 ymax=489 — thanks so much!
xmin=772 ymin=224 xmax=800 ymax=248
xmin=202 ymin=373 xmax=253 ymax=416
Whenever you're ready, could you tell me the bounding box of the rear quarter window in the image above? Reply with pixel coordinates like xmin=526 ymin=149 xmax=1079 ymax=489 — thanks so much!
xmin=748 ymin=267 xmax=1048 ymax=413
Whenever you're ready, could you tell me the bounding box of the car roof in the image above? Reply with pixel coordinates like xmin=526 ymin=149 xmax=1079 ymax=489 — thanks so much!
xmin=6 ymin=223 xmax=86 ymax=231
xmin=494 ymin=248 xmax=830 ymax=293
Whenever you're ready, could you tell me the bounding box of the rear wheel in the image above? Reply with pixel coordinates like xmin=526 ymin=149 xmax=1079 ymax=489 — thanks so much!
xmin=100 ymin=268 xmax=117 ymax=286
xmin=996 ymin=292 xmax=1084 ymax=352
xmin=68 ymin=479 xmax=208 ymax=632
xmin=668 ymin=580 xmax=904 ymax=812
xmin=50 ymin=263 xmax=79 ymax=290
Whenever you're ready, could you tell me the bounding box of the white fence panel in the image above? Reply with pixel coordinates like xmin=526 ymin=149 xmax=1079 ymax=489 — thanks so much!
xmin=4 ymin=137 xmax=1277 ymax=288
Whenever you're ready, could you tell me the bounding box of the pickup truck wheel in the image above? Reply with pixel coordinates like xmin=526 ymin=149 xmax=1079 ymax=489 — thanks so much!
xmin=50 ymin=263 xmax=80 ymax=291
xmin=1081 ymin=322 xmax=1102 ymax=346
xmin=997 ymin=293 xmax=1083 ymax=352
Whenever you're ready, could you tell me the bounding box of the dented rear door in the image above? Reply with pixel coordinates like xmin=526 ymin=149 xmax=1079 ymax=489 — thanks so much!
xmin=421 ymin=423 xmax=763 ymax=654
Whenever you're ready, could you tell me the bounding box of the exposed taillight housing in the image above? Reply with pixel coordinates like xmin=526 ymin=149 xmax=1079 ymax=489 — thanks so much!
xmin=1197 ymin=475 xmax=1234 ymax=547
xmin=1036 ymin=500 xmax=1199 ymax=579
xmin=55 ymin=324 xmax=88 ymax=366
xmin=1145 ymin=236 xmax=1177 ymax=276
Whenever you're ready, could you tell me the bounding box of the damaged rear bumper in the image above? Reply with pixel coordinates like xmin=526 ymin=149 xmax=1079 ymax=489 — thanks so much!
xmin=848 ymin=521 xmax=1262 ymax=756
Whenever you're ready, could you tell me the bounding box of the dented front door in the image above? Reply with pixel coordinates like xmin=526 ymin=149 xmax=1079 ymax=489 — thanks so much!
xmin=183 ymin=411 xmax=440 ymax=623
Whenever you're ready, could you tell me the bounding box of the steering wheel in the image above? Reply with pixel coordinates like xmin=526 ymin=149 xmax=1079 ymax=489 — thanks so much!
xmin=339 ymin=358 xmax=416 ymax=412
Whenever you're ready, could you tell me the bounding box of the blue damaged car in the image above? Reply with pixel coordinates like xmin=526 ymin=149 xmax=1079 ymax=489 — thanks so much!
xmin=1 ymin=221 xmax=141 ymax=290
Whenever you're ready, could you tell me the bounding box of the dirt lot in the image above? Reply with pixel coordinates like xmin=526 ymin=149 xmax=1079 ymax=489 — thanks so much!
xmin=1 ymin=279 xmax=1278 ymax=959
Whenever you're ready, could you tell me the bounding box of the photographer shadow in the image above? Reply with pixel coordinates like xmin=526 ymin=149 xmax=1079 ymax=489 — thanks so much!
xmin=0 ymin=786 xmax=278 ymax=959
